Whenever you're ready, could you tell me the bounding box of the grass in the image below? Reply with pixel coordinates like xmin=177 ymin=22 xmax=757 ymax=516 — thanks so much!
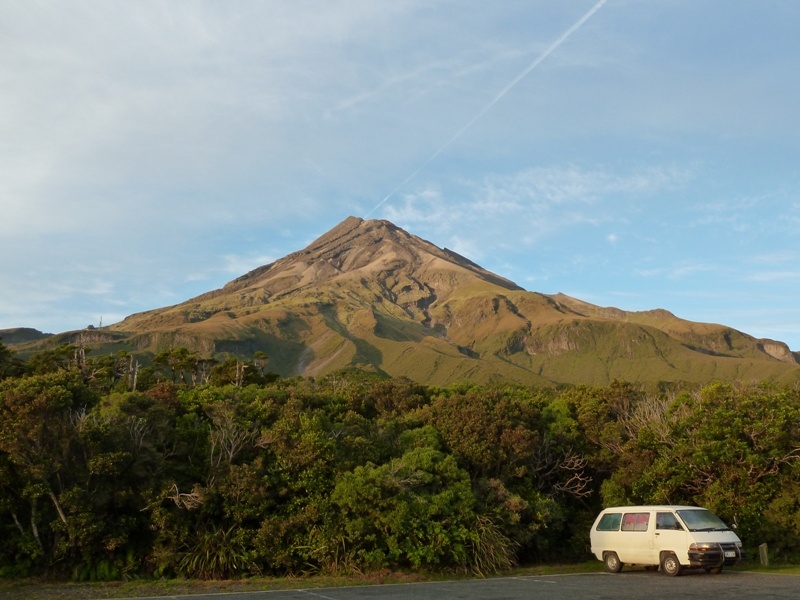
xmin=0 ymin=561 xmax=796 ymax=599
xmin=3 ymin=571 xmax=428 ymax=600
xmin=0 ymin=563 xmax=600 ymax=600
xmin=732 ymin=562 xmax=800 ymax=575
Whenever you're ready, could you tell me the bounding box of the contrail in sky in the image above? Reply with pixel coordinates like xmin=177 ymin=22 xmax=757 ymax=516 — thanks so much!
xmin=366 ymin=0 xmax=607 ymax=217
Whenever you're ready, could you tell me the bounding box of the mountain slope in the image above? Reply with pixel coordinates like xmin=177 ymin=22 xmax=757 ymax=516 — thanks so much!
xmin=7 ymin=217 xmax=800 ymax=387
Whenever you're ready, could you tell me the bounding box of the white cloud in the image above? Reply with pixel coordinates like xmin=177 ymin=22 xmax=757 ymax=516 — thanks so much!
xmin=182 ymin=253 xmax=278 ymax=285
xmin=744 ymin=271 xmax=800 ymax=283
xmin=0 ymin=1 xmax=429 ymax=238
xmin=635 ymin=262 xmax=721 ymax=281
xmin=383 ymin=187 xmax=454 ymax=232
xmin=221 ymin=254 xmax=277 ymax=276
xmin=384 ymin=163 xmax=688 ymax=256
xmin=478 ymin=164 xmax=687 ymax=210
xmin=747 ymin=251 xmax=798 ymax=265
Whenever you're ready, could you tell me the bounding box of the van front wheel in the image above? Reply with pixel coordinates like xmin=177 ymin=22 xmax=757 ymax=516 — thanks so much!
xmin=604 ymin=551 xmax=623 ymax=573
xmin=661 ymin=553 xmax=682 ymax=576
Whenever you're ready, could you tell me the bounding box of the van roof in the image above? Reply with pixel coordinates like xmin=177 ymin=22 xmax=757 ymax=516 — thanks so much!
xmin=600 ymin=505 xmax=705 ymax=511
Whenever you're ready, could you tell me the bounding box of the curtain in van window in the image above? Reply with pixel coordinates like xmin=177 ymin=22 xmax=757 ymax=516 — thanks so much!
xmin=621 ymin=512 xmax=649 ymax=531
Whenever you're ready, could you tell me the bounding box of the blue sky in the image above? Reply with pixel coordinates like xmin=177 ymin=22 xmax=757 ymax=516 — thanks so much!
xmin=1 ymin=1 xmax=799 ymax=350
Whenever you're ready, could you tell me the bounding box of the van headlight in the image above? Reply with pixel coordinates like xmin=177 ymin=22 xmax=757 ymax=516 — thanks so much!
xmin=689 ymin=543 xmax=720 ymax=551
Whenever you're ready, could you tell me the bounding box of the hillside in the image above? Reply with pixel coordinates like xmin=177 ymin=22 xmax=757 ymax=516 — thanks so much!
xmin=4 ymin=216 xmax=799 ymax=387
xmin=0 ymin=327 xmax=53 ymax=345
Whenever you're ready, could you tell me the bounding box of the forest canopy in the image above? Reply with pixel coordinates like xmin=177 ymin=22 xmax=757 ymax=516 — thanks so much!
xmin=1 ymin=339 xmax=799 ymax=581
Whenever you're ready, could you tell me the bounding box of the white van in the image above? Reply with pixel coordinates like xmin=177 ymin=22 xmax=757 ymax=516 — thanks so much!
xmin=590 ymin=505 xmax=742 ymax=576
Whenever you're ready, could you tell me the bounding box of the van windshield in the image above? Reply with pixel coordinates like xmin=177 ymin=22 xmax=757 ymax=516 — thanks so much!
xmin=676 ymin=509 xmax=732 ymax=532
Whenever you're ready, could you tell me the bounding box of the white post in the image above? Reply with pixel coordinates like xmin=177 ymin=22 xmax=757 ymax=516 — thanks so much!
xmin=759 ymin=543 xmax=769 ymax=567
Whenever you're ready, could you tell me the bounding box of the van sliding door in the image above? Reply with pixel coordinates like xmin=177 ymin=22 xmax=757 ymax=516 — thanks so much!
xmin=619 ymin=511 xmax=651 ymax=564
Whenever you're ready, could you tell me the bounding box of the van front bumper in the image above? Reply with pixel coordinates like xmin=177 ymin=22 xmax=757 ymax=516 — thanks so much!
xmin=688 ymin=543 xmax=741 ymax=567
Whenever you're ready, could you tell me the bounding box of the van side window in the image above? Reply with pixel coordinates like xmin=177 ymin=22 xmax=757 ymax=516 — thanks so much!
xmin=656 ymin=512 xmax=683 ymax=530
xmin=596 ymin=513 xmax=622 ymax=531
xmin=621 ymin=512 xmax=649 ymax=531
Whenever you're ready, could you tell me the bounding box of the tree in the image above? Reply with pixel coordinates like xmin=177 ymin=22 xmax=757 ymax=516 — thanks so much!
xmin=153 ymin=348 xmax=200 ymax=385
xmin=424 ymin=386 xmax=590 ymax=560
xmin=24 ymin=344 xmax=77 ymax=375
xmin=252 ymin=351 xmax=269 ymax=376
xmin=0 ymin=371 xmax=97 ymax=564
xmin=426 ymin=388 xmax=538 ymax=481
xmin=330 ymin=447 xmax=483 ymax=571
xmin=0 ymin=339 xmax=24 ymax=381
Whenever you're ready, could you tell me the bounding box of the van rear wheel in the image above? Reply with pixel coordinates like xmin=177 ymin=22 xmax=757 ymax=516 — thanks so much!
xmin=661 ymin=552 xmax=682 ymax=576
xmin=604 ymin=551 xmax=623 ymax=573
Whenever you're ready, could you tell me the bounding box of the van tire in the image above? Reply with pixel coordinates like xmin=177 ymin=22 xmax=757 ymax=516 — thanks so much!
xmin=661 ymin=552 xmax=682 ymax=576
xmin=604 ymin=551 xmax=623 ymax=573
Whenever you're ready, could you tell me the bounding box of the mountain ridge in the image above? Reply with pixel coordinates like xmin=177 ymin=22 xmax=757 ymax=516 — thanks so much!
xmin=3 ymin=216 xmax=798 ymax=387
